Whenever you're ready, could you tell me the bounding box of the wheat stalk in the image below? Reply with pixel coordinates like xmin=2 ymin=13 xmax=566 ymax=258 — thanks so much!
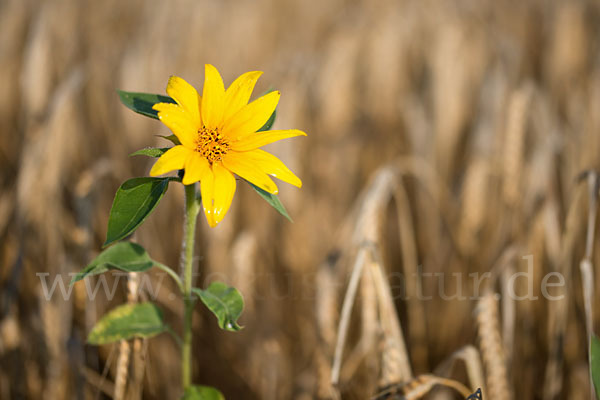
xmin=391 ymin=177 xmax=428 ymax=370
xmin=369 ymin=250 xmax=412 ymax=387
xmin=113 ymin=271 xmax=140 ymax=400
xmin=578 ymin=170 xmax=598 ymax=399
xmin=372 ymin=374 xmax=472 ymax=400
xmin=544 ymin=182 xmax=587 ymax=399
xmin=435 ymin=345 xmax=486 ymax=395
xmin=502 ymin=85 xmax=533 ymax=209
xmin=331 ymin=245 xmax=370 ymax=388
xmin=476 ymin=291 xmax=511 ymax=400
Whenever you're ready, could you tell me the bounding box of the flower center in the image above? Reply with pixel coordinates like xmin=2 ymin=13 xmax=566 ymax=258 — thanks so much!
xmin=196 ymin=126 xmax=230 ymax=163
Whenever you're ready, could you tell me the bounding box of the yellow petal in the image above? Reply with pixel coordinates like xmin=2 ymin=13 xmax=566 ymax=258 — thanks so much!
xmin=153 ymin=103 xmax=198 ymax=148
xmin=223 ymin=71 xmax=262 ymax=123
xmin=222 ymin=91 xmax=280 ymax=139
xmin=200 ymin=163 xmax=236 ymax=227
xmin=166 ymin=76 xmax=200 ymax=125
xmin=230 ymin=129 xmax=306 ymax=152
xmin=222 ymin=152 xmax=278 ymax=194
xmin=201 ymin=64 xmax=226 ymax=130
xmin=242 ymin=149 xmax=302 ymax=188
xmin=149 ymin=145 xmax=191 ymax=176
xmin=200 ymin=166 xmax=217 ymax=227
xmin=182 ymin=151 xmax=210 ymax=185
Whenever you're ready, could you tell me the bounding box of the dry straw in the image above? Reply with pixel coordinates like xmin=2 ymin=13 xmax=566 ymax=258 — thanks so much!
xmin=2 ymin=1 xmax=600 ymax=398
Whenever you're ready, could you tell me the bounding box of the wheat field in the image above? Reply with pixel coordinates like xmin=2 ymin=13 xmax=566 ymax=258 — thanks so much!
xmin=1 ymin=0 xmax=600 ymax=399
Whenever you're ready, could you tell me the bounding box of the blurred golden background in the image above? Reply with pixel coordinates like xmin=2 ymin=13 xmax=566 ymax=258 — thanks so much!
xmin=1 ymin=0 xmax=600 ymax=399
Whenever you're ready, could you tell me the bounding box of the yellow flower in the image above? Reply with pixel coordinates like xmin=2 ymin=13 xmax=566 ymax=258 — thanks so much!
xmin=150 ymin=65 xmax=306 ymax=227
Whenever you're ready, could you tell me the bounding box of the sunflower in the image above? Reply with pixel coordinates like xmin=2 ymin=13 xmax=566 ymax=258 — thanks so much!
xmin=150 ymin=64 xmax=305 ymax=227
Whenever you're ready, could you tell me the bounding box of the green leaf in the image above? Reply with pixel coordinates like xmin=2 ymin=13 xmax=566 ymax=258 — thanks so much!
xmin=182 ymin=385 xmax=225 ymax=400
xmin=248 ymin=182 xmax=292 ymax=222
xmin=192 ymin=282 xmax=244 ymax=332
xmin=258 ymin=109 xmax=276 ymax=132
xmin=592 ymin=334 xmax=600 ymax=399
xmin=88 ymin=303 xmax=166 ymax=344
xmin=246 ymin=99 xmax=290 ymax=222
xmin=104 ymin=177 xmax=171 ymax=247
xmin=117 ymin=90 xmax=175 ymax=120
xmin=130 ymin=147 xmax=170 ymax=158
xmin=256 ymin=88 xmax=277 ymax=132
xmin=158 ymin=134 xmax=181 ymax=145
xmin=71 ymin=242 xmax=159 ymax=284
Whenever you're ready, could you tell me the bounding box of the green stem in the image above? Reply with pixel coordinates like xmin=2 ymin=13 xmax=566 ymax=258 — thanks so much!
xmin=181 ymin=183 xmax=200 ymax=389
xmin=155 ymin=262 xmax=184 ymax=293
xmin=166 ymin=325 xmax=183 ymax=348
